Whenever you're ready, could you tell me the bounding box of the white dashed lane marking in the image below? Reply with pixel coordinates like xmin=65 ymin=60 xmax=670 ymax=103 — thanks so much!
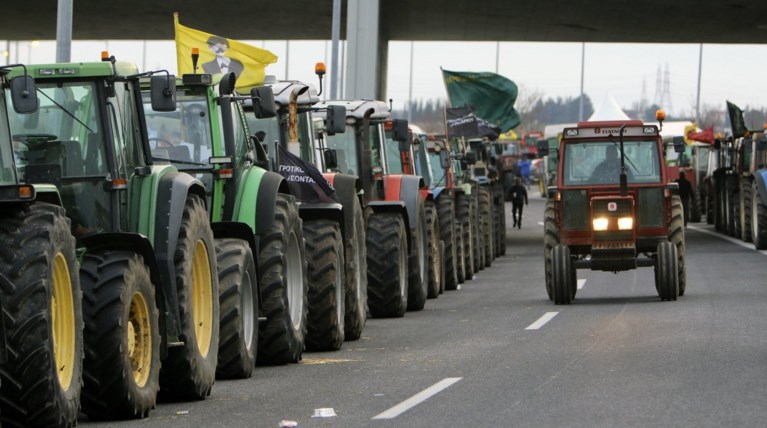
xmin=372 ymin=378 xmax=463 ymax=419
xmin=525 ymin=312 xmax=559 ymax=330
xmin=577 ymin=279 xmax=587 ymax=289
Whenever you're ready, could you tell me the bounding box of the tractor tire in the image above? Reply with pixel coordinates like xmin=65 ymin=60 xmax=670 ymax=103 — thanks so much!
xmin=0 ymin=203 xmax=82 ymax=428
xmin=740 ymin=178 xmax=752 ymax=243
xmin=437 ymin=196 xmax=458 ymax=291
xmin=456 ymin=193 xmax=474 ymax=280
xmin=80 ymin=251 xmax=160 ymax=419
xmin=257 ymin=194 xmax=308 ymax=365
xmin=690 ymin=189 xmax=702 ymax=223
xmin=160 ymin=194 xmax=219 ymax=399
xmin=752 ymin=182 xmax=767 ymax=250
xmin=343 ymin=197 xmax=367 ymax=341
xmin=733 ymin=179 xmax=742 ymax=239
xmin=479 ymin=186 xmax=494 ymax=267
xmin=726 ymin=175 xmax=738 ymax=237
xmin=551 ymin=245 xmax=573 ymax=305
xmin=366 ymin=212 xmax=408 ymax=318
xmin=655 ymin=241 xmax=679 ymax=301
xmin=304 ymin=220 xmax=345 ymax=352
xmin=425 ymin=201 xmax=442 ymax=299
xmin=215 ymin=239 xmax=258 ymax=379
xmin=455 ymin=222 xmax=466 ymax=284
xmin=471 ymin=197 xmax=484 ymax=272
xmin=543 ymin=201 xmax=559 ymax=301
xmin=407 ymin=199 xmax=429 ymax=311
xmin=669 ymin=195 xmax=687 ymax=296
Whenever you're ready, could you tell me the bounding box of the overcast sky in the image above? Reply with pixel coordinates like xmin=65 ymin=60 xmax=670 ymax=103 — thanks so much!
xmin=7 ymin=39 xmax=767 ymax=122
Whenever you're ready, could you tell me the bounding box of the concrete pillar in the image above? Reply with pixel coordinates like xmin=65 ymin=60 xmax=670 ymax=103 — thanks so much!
xmin=345 ymin=0 xmax=387 ymax=100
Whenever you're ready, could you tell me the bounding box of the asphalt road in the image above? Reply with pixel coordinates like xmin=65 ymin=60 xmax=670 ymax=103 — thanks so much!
xmin=84 ymin=192 xmax=767 ymax=428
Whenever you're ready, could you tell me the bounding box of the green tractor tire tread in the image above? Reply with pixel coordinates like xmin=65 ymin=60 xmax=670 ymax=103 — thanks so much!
xmin=80 ymin=251 xmax=160 ymax=420
xmin=343 ymin=197 xmax=367 ymax=341
xmin=669 ymin=195 xmax=687 ymax=296
xmin=366 ymin=213 xmax=408 ymax=318
xmin=304 ymin=220 xmax=345 ymax=352
xmin=257 ymin=194 xmax=308 ymax=365
xmin=424 ymin=201 xmax=441 ymax=299
xmin=159 ymin=194 xmax=219 ymax=400
xmin=437 ymin=196 xmax=459 ymax=291
xmin=0 ymin=202 xmax=82 ymax=428
xmin=215 ymin=239 xmax=258 ymax=379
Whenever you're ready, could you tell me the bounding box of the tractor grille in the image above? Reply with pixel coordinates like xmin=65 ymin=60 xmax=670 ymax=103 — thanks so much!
xmin=592 ymin=198 xmax=633 ymax=242
xmin=562 ymin=190 xmax=588 ymax=230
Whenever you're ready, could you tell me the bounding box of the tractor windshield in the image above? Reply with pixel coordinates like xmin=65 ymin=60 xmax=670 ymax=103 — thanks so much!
xmin=142 ymin=92 xmax=213 ymax=167
xmin=383 ymin=129 xmax=404 ymax=174
xmin=428 ymin=150 xmax=447 ymax=187
xmin=325 ymin=125 xmax=359 ymax=175
xmin=563 ymin=140 xmax=661 ymax=186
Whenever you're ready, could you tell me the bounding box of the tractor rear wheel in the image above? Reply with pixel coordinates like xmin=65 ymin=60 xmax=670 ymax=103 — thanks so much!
xmin=343 ymin=197 xmax=367 ymax=341
xmin=366 ymin=212 xmax=408 ymax=318
xmin=456 ymin=193 xmax=474 ymax=280
xmin=543 ymin=201 xmax=559 ymax=301
xmin=407 ymin=199 xmax=429 ymax=311
xmin=690 ymin=189 xmax=702 ymax=223
xmin=160 ymin=194 xmax=219 ymax=399
xmin=455 ymin=222 xmax=466 ymax=284
xmin=215 ymin=239 xmax=258 ymax=379
xmin=551 ymin=245 xmax=573 ymax=305
xmin=479 ymin=186 xmax=494 ymax=267
xmin=0 ymin=203 xmax=82 ymax=427
xmin=741 ymin=178 xmax=752 ymax=243
xmin=669 ymin=195 xmax=687 ymax=296
xmin=304 ymin=220 xmax=345 ymax=351
xmin=257 ymin=194 xmax=308 ymax=364
xmin=656 ymin=241 xmax=679 ymax=301
xmin=81 ymin=251 xmax=160 ymax=419
xmin=425 ymin=201 xmax=442 ymax=299
xmin=437 ymin=195 xmax=458 ymax=291
xmin=752 ymin=182 xmax=767 ymax=249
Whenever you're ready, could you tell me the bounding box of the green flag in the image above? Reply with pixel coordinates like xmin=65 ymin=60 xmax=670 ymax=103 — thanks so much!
xmin=442 ymin=69 xmax=520 ymax=132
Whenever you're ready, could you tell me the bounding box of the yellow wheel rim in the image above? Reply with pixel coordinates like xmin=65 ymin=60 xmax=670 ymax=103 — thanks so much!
xmin=51 ymin=252 xmax=75 ymax=391
xmin=128 ymin=292 xmax=152 ymax=387
xmin=192 ymin=240 xmax=213 ymax=357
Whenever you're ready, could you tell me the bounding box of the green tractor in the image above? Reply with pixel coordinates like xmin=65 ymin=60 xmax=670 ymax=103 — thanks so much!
xmin=6 ymin=57 xmax=220 ymax=420
xmin=0 ymin=65 xmax=83 ymax=427
xmin=141 ymin=71 xmax=309 ymax=368
xmin=243 ymin=78 xmax=369 ymax=348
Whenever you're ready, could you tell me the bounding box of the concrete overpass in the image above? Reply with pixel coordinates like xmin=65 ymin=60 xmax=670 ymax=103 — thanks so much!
xmin=3 ymin=0 xmax=767 ymax=98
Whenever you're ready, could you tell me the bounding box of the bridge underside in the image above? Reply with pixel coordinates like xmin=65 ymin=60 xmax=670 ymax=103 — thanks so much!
xmin=4 ymin=1 xmax=767 ymax=43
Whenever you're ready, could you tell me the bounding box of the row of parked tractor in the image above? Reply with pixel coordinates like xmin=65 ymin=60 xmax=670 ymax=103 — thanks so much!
xmin=660 ymin=130 xmax=767 ymax=249
xmin=0 ymin=56 xmax=508 ymax=426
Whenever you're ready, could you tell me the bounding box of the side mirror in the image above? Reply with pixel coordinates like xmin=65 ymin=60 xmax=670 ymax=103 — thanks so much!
xmin=326 ymin=105 xmax=346 ymax=135
xmin=537 ymin=139 xmax=549 ymax=157
xmin=465 ymin=152 xmax=477 ymax=165
xmin=439 ymin=150 xmax=450 ymax=170
xmin=10 ymin=75 xmax=39 ymax=114
xmin=672 ymin=136 xmax=686 ymax=153
xmin=391 ymin=119 xmax=409 ymax=142
xmin=323 ymin=148 xmax=338 ymax=170
xmin=150 ymin=75 xmax=176 ymax=112
xmin=250 ymin=86 xmax=276 ymax=119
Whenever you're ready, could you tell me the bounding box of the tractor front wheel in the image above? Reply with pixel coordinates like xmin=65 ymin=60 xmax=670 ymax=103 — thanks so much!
xmin=367 ymin=213 xmax=408 ymax=318
xmin=656 ymin=241 xmax=679 ymax=301
xmin=551 ymin=245 xmax=573 ymax=305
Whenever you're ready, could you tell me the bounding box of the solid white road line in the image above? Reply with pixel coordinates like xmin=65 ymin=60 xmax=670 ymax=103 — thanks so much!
xmin=525 ymin=312 xmax=559 ymax=330
xmin=537 ymin=221 xmax=544 ymax=226
xmin=688 ymin=225 xmax=767 ymax=256
xmin=372 ymin=377 xmax=463 ymax=420
xmin=577 ymin=279 xmax=587 ymax=290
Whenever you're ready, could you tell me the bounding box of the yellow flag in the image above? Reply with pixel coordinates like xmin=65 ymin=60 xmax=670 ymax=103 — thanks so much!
xmin=174 ymin=12 xmax=278 ymax=89
xmin=683 ymin=123 xmax=698 ymax=145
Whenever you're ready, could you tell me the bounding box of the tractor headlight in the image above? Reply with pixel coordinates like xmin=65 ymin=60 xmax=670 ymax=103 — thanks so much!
xmin=617 ymin=217 xmax=634 ymax=230
xmin=592 ymin=217 xmax=608 ymax=231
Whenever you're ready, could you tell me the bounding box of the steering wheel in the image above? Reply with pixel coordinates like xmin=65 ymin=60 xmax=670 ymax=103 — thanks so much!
xmin=148 ymin=137 xmax=173 ymax=150
xmin=12 ymin=134 xmax=58 ymax=143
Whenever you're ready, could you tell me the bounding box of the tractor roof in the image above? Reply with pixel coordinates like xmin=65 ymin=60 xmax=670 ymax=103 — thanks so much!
xmin=8 ymin=61 xmax=139 ymax=79
xmin=316 ymin=99 xmax=390 ymax=122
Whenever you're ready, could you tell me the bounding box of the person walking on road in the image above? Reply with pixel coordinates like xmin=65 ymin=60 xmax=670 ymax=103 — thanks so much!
xmin=509 ymin=176 xmax=528 ymax=229
xmin=676 ymin=170 xmax=693 ymax=226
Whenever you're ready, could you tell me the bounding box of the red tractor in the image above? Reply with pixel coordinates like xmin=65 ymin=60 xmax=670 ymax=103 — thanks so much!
xmin=540 ymin=112 xmax=686 ymax=303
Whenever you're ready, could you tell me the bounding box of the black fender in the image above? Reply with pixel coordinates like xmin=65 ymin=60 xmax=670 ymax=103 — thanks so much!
xmin=329 ymin=173 xmax=360 ymax=241
xmin=398 ymin=175 xmax=425 ymax=233
xmin=299 ymin=203 xmax=345 ymax=240
xmin=78 ymin=231 xmax=168 ymax=357
xmin=367 ymin=200 xmax=411 ymax=252
xmin=255 ymin=170 xmax=291 ymax=236
xmin=153 ymin=172 xmax=207 ymax=345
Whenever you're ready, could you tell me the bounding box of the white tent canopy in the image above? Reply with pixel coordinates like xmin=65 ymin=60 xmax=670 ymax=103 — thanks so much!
xmin=588 ymin=94 xmax=630 ymax=121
